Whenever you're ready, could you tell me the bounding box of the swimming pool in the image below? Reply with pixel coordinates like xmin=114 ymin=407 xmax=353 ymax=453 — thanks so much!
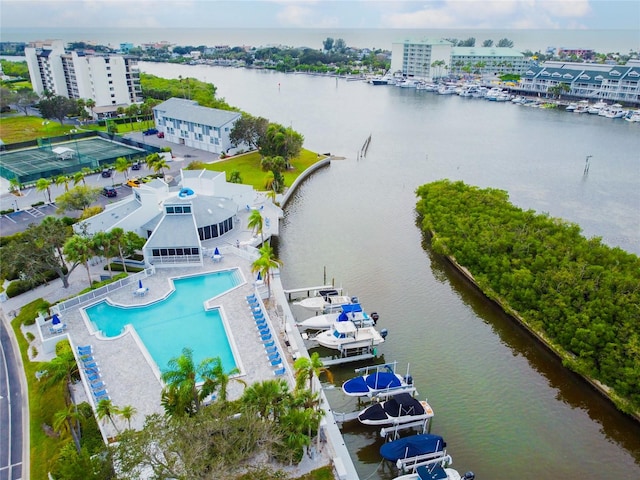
xmin=84 ymin=270 xmax=241 ymax=376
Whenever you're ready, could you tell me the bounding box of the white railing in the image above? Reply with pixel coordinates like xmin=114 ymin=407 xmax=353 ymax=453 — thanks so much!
xmin=52 ymin=267 xmax=155 ymax=313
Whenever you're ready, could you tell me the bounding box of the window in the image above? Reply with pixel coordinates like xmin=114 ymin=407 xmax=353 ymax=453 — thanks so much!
xmin=166 ymin=206 xmax=175 ymax=214
xmin=152 ymin=249 xmax=160 ymax=256
xmin=168 ymin=248 xmax=176 ymax=255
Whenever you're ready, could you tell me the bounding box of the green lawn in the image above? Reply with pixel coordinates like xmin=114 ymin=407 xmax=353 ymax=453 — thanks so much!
xmin=203 ymin=149 xmax=326 ymax=191
xmin=0 ymin=115 xmax=77 ymax=143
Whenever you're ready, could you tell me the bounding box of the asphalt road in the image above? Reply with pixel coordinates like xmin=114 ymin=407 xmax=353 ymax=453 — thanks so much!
xmin=0 ymin=317 xmax=24 ymax=480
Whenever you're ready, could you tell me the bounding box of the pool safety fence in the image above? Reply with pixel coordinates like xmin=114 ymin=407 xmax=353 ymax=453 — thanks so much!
xmin=52 ymin=267 xmax=155 ymax=314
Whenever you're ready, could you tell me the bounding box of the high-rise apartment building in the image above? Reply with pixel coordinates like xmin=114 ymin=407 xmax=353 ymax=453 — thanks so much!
xmin=25 ymin=40 xmax=142 ymax=117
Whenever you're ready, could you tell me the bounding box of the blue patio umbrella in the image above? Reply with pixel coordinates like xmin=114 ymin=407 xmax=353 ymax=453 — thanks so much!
xmin=214 ymin=247 xmax=220 ymax=256
xmin=52 ymin=314 xmax=61 ymax=325
xmin=138 ymin=279 xmax=143 ymax=289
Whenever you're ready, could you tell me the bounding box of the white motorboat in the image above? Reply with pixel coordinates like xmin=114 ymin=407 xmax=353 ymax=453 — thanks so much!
xmin=358 ymin=393 xmax=433 ymax=426
xmin=297 ymin=303 xmax=378 ymax=330
xmin=294 ymin=289 xmax=356 ymax=313
xmin=342 ymin=362 xmax=414 ymax=397
xmin=587 ymin=100 xmax=608 ymax=114
xmin=314 ymin=320 xmax=387 ymax=351
xmin=573 ymin=100 xmax=590 ymax=113
xmin=600 ymin=104 xmax=626 ymax=118
xmin=437 ymin=85 xmax=458 ymax=95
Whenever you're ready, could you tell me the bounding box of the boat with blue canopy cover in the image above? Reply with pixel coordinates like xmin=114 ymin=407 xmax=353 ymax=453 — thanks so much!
xmin=342 ymin=362 xmax=414 ymax=397
xmin=343 ymin=371 xmax=402 ymax=395
xmin=380 ymin=433 xmax=445 ymax=461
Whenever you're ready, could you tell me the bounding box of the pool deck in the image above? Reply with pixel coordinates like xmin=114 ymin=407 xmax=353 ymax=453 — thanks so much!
xmin=43 ymin=253 xmax=296 ymax=439
xmin=2 ymin=247 xmax=347 ymax=477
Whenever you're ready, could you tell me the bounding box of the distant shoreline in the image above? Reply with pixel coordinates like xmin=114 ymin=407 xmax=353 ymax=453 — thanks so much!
xmin=2 ymin=27 xmax=638 ymax=53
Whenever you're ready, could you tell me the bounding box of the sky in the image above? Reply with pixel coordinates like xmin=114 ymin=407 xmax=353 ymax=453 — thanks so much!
xmin=1 ymin=0 xmax=639 ymax=31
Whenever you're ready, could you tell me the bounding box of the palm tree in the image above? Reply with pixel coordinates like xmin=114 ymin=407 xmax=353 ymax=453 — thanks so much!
xmin=63 ymin=235 xmax=96 ymax=288
xmin=247 ymin=209 xmax=264 ymax=244
xmin=39 ymin=348 xmax=79 ymax=404
xmin=92 ymin=230 xmax=119 ymax=277
xmin=114 ymin=156 xmax=130 ymax=181
xmin=145 ymin=152 xmax=161 ymax=171
xmin=241 ymin=378 xmax=291 ymax=421
xmin=96 ymin=398 xmax=120 ymax=434
xmin=200 ymin=356 xmax=245 ymax=403
xmin=118 ymin=405 xmax=137 ymax=430
xmin=161 ymin=347 xmax=221 ymax=416
xmin=53 ymin=403 xmax=83 ymax=452
xmin=151 ymin=156 xmax=170 ymax=179
xmin=35 ymin=177 xmax=53 ymax=203
xmin=251 ymin=243 xmax=282 ymax=298
xmin=85 ymin=98 xmax=96 ymax=119
xmin=293 ymin=352 xmax=333 ymax=394
xmin=54 ymin=175 xmax=70 ymax=192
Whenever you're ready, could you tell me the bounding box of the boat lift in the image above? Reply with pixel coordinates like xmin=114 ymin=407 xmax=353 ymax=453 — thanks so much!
xmin=380 ymin=418 xmax=432 ymax=440
xmin=396 ymin=451 xmax=453 ymax=474
xmin=351 ymin=361 xmax=418 ymax=399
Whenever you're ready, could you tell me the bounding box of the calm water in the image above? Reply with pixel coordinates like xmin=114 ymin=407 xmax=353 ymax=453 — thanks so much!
xmin=84 ymin=271 xmax=239 ymax=374
xmin=142 ymin=62 xmax=640 ymax=479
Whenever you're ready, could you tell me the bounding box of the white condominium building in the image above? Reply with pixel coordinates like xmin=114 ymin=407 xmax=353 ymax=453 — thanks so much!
xmin=450 ymin=47 xmax=528 ymax=76
xmin=25 ymin=40 xmax=142 ymax=117
xmin=391 ymin=40 xmax=528 ymax=80
xmin=391 ymin=38 xmax=453 ymax=80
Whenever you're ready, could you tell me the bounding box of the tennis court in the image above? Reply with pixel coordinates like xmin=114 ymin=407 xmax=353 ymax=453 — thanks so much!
xmin=0 ymin=137 xmax=146 ymax=184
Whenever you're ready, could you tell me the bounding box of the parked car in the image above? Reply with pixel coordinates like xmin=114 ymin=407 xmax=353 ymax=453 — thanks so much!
xmin=143 ymin=128 xmax=158 ymax=136
xmin=102 ymin=187 xmax=117 ymax=198
xmin=101 ymin=169 xmax=112 ymax=178
xmin=157 ymin=132 xmax=165 ymax=138
xmin=126 ymin=178 xmax=141 ymax=188
xmin=131 ymin=162 xmax=141 ymax=170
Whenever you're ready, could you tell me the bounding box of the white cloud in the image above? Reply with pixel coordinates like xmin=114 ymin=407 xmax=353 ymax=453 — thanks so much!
xmin=382 ymin=0 xmax=593 ymax=28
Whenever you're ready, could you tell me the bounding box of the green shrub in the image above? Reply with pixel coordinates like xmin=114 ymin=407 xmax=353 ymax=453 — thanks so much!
xmin=60 ymin=216 xmax=77 ymax=226
xmin=31 ymin=201 xmax=45 ymax=207
xmin=30 ymin=346 xmax=38 ymax=357
xmin=0 ymin=208 xmax=15 ymax=215
xmin=26 ymin=332 xmax=35 ymax=342
xmin=104 ymin=263 xmax=144 ymax=273
xmin=6 ymin=279 xmax=30 ymax=298
xmin=0 ymin=231 xmax=24 ymax=247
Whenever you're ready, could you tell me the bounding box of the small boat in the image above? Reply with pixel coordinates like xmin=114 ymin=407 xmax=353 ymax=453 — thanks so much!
xmin=297 ymin=303 xmax=378 ymax=330
xmin=565 ymin=102 xmax=578 ymax=111
xmin=358 ymin=393 xmax=433 ymax=426
xmin=380 ymin=433 xmax=445 ymax=462
xmin=370 ymin=76 xmax=391 ymax=85
xmin=342 ymin=362 xmax=414 ymax=397
xmin=393 ymin=463 xmax=475 ymax=480
xmin=600 ymin=103 xmax=626 ymax=118
xmin=437 ymin=85 xmax=458 ymax=95
xmin=314 ymin=320 xmax=387 ymax=351
xmin=587 ymin=100 xmax=608 ymax=114
xmin=573 ymin=100 xmax=590 ymax=113
xmin=294 ymin=289 xmax=356 ymax=313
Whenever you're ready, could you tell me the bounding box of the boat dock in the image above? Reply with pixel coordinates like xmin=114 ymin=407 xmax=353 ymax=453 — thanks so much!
xmin=283 ymin=285 xmax=339 ymax=301
xmin=322 ymin=351 xmax=376 ymax=366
